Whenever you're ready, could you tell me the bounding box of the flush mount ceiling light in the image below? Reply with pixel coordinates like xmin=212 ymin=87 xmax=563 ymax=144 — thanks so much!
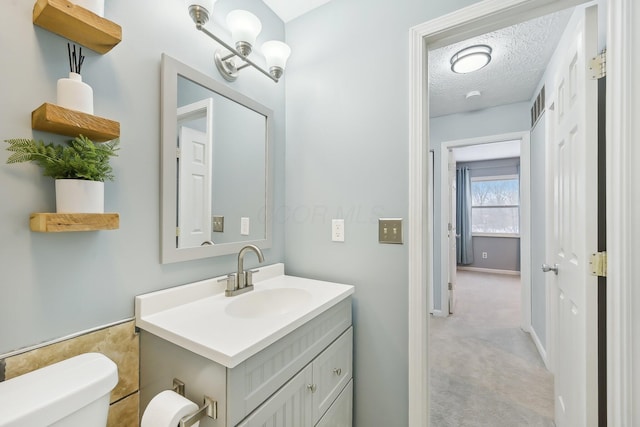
xmin=450 ymin=45 xmax=492 ymax=74
xmin=465 ymin=90 xmax=481 ymax=99
xmin=186 ymin=0 xmax=291 ymax=82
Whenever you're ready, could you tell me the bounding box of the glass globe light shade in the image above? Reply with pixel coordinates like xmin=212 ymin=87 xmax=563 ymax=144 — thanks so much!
xmin=226 ymin=10 xmax=262 ymax=48
xmin=262 ymin=40 xmax=292 ymax=70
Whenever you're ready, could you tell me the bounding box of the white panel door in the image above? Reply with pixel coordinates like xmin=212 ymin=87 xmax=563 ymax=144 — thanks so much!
xmin=549 ymin=6 xmax=598 ymax=426
xmin=178 ymin=125 xmax=212 ymax=248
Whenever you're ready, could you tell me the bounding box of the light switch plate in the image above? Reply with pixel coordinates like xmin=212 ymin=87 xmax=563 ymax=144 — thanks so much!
xmin=332 ymin=219 xmax=345 ymax=242
xmin=212 ymin=216 xmax=224 ymax=232
xmin=379 ymin=218 xmax=403 ymax=244
xmin=241 ymin=217 xmax=250 ymax=236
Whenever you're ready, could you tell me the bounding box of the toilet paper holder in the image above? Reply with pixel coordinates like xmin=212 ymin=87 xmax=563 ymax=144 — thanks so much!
xmin=172 ymin=378 xmax=218 ymax=426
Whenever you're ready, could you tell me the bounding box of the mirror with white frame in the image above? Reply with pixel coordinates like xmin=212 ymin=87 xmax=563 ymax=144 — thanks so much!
xmin=161 ymin=54 xmax=272 ymax=263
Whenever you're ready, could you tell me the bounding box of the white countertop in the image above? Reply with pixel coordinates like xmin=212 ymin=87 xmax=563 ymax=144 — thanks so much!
xmin=135 ymin=264 xmax=354 ymax=368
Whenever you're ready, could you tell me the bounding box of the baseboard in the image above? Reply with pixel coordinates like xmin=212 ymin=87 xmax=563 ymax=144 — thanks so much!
xmin=430 ymin=310 xmax=447 ymax=317
xmin=457 ymin=266 xmax=521 ymax=276
xmin=529 ymin=325 xmax=549 ymax=369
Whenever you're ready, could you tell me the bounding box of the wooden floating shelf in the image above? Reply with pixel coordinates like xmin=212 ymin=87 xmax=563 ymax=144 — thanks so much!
xmin=30 ymin=213 xmax=120 ymax=232
xmin=32 ymin=103 xmax=120 ymax=142
xmin=33 ymin=0 xmax=122 ymax=54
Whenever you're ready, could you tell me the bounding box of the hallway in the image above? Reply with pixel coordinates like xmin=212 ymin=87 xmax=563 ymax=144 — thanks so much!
xmin=430 ymin=271 xmax=554 ymax=426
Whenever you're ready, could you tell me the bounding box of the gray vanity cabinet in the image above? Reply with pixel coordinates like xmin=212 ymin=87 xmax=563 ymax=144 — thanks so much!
xmin=140 ymin=297 xmax=353 ymax=427
xmin=316 ymin=380 xmax=353 ymax=427
xmin=237 ymin=327 xmax=353 ymax=427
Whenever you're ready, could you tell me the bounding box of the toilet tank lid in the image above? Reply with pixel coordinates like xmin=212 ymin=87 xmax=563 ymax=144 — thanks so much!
xmin=0 ymin=352 xmax=118 ymax=426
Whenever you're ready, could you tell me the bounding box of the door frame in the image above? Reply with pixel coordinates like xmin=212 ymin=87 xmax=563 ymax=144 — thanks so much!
xmin=407 ymin=0 xmax=638 ymax=425
xmin=436 ymin=133 xmax=531 ymax=328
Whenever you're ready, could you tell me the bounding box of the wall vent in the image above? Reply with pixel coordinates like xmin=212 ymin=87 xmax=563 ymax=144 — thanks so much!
xmin=530 ymin=85 xmax=545 ymax=127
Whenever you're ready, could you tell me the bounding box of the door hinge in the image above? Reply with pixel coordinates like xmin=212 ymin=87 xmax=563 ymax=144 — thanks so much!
xmin=176 ymin=147 xmax=181 ymax=158
xmin=589 ymin=251 xmax=607 ymax=277
xmin=589 ymin=49 xmax=606 ymax=79
xmin=176 ymin=227 xmax=180 ymax=237
xmin=448 ymin=282 xmax=453 ymax=290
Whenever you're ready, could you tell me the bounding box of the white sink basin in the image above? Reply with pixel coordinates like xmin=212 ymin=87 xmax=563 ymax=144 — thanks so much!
xmin=135 ymin=263 xmax=354 ymax=367
xmin=226 ymin=288 xmax=313 ymax=318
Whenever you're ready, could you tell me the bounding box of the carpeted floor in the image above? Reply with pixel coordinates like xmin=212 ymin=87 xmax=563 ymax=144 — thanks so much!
xmin=430 ymin=270 xmax=555 ymax=427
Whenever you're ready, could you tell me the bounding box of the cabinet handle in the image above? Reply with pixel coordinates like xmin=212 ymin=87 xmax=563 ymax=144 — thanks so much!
xmin=306 ymin=384 xmax=317 ymax=393
xmin=333 ymin=368 xmax=342 ymax=376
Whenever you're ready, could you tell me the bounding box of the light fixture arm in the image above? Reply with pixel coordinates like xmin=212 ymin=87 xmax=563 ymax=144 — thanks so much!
xmin=195 ymin=23 xmax=278 ymax=82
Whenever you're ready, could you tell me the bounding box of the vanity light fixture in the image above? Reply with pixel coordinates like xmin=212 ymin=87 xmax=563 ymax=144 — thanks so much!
xmin=186 ymin=0 xmax=291 ymax=83
xmin=450 ymin=45 xmax=492 ymax=74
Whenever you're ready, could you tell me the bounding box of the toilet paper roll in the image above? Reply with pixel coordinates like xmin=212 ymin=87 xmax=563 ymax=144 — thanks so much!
xmin=141 ymin=390 xmax=200 ymax=427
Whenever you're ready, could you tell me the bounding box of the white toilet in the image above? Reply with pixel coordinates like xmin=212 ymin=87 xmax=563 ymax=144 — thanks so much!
xmin=0 ymin=352 xmax=118 ymax=427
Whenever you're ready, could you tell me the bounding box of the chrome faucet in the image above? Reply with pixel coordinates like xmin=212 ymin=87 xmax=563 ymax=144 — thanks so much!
xmin=222 ymin=244 xmax=264 ymax=297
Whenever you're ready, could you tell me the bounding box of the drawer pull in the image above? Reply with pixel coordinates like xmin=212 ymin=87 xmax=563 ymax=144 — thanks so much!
xmin=333 ymin=368 xmax=342 ymax=376
xmin=307 ymin=384 xmax=317 ymax=393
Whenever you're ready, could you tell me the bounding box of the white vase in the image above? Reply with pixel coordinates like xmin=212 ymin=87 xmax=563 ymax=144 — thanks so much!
xmin=55 ymin=179 xmax=104 ymax=213
xmin=72 ymin=0 xmax=104 ymax=16
xmin=57 ymin=72 xmax=93 ymax=114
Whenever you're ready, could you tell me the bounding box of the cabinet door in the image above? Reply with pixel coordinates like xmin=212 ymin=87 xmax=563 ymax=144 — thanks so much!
xmin=312 ymin=327 xmax=353 ymax=424
xmin=315 ymin=379 xmax=353 ymax=427
xmin=236 ymin=365 xmax=313 ymax=427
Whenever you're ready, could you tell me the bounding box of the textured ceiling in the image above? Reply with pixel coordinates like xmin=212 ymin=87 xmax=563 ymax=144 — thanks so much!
xmin=262 ymin=0 xmax=332 ymax=22
xmin=429 ymin=9 xmax=573 ymax=118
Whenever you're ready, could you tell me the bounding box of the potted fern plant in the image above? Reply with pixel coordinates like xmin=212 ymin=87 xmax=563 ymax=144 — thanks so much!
xmin=5 ymin=135 xmax=119 ymax=213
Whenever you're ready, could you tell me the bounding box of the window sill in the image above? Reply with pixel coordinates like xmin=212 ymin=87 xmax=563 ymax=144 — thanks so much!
xmin=471 ymin=233 xmax=520 ymax=238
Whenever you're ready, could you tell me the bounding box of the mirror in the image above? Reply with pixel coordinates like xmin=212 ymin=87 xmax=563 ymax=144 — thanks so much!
xmin=161 ymin=54 xmax=272 ymax=263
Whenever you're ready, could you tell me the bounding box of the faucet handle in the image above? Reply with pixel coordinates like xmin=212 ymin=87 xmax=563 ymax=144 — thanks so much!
xmin=246 ymin=269 xmax=260 ymax=287
xmin=218 ymin=273 xmax=237 ymax=292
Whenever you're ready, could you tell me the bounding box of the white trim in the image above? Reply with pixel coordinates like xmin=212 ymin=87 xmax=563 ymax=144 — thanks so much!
xmin=428 ymin=151 xmax=435 ymax=315
xmin=457 ymin=266 xmax=521 ymax=276
xmin=519 ymin=134 xmax=531 ymax=333
xmin=408 ymin=19 xmax=429 ymax=426
xmin=606 ymin=0 xmax=636 ymax=424
xmin=530 ymin=325 xmax=549 ymax=369
xmin=408 ymin=1 xmax=604 ymax=425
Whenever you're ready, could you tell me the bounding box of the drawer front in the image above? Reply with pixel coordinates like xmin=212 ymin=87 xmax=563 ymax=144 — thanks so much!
xmin=236 ymin=364 xmax=313 ymax=427
xmin=312 ymin=327 xmax=353 ymax=424
xmin=315 ymin=379 xmax=353 ymax=427
xmin=228 ymin=297 xmax=352 ymax=426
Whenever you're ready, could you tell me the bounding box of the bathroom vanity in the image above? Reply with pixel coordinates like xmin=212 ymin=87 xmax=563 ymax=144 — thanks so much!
xmin=135 ymin=263 xmax=354 ymax=427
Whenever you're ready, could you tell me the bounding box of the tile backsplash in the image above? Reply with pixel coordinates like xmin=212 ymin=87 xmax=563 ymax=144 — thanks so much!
xmin=0 ymin=320 xmax=139 ymax=427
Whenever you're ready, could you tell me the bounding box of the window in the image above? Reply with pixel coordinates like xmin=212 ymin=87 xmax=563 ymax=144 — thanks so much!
xmin=471 ymin=175 xmax=519 ymax=235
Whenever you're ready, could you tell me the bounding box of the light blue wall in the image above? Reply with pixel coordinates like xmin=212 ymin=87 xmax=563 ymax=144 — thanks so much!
xmin=530 ymin=113 xmax=547 ymax=347
xmin=283 ymin=0 xmax=483 ymax=425
xmin=430 ymin=102 xmax=531 ymax=310
xmin=0 ymin=0 xmax=286 ymax=354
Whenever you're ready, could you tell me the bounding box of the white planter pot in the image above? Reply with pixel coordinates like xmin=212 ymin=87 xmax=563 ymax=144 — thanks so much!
xmin=55 ymin=179 xmax=104 ymax=213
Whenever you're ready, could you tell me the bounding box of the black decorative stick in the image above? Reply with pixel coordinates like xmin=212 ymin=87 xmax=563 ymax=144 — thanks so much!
xmin=66 ymin=44 xmax=86 ymax=74
xmin=67 ymin=43 xmax=72 ymax=73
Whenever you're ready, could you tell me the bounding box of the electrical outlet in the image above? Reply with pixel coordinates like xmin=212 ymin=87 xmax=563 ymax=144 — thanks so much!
xmin=332 ymin=219 xmax=345 ymax=242
xmin=241 ymin=217 xmax=250 ymax=236
xmin=482 ymin=252 xmax=488 ymax=259
xmin=379 ymin=218 xmax=403 ymax=244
